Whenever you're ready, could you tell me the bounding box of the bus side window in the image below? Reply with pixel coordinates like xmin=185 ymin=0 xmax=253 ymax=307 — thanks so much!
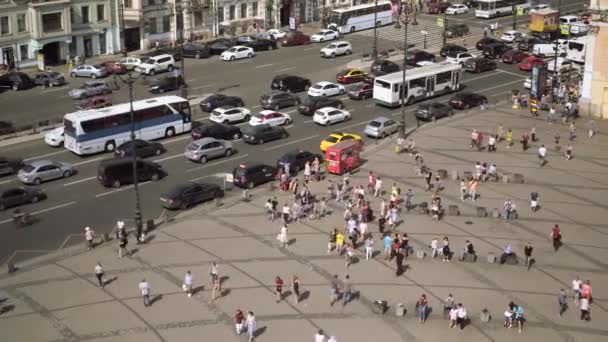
xmin=393 ymin=84 xmax=399 ymax=93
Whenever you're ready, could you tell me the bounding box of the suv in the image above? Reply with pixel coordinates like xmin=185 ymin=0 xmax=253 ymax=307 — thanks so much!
xmin=199 ymin=94 xmax=244 ymax=112
xmin=483 ymin=42 xmax=511 ymax=59
xmin=271 ymin=75 xmax=311 ymax=93
xmin=440 ymin=44 xmax=467 ymax=57
xmin=118 ymin=56 xmax=143 ymax=70
xmin=142 ymin=47 xmax=182 ymax=61
xmin=210 ymin=106 xmax=251 ymax=124
xmin=298 ymin=96 xmax=344 ymax=115
xmin=446 ymin=23 xmax=469 ymax=37
xmin=260 ymin=91 xmax=301 ymax=110
xmin=446 ymin=52 xmax=474 ymax=65
xmin=136 ymin=54 xmax=175 ymax=75
xmin=517 ymin=37 xmax=548 ymax=52
xmin=463 ymin=57 xmax=497 ymax=73
xmin=97 ymin=158 xmax=164 ymax=188
xmin=0 ymin=72 xmax=33 ymax=91
xmin=320 ymin=41 xmax=352 ymax=58
xmin=476 ymin=37 xmax=500 ymax=50
xmin=406 ymin=50 xmax=436 ymax=66
xmin=233 ymin=163 xmax=278 ymax=189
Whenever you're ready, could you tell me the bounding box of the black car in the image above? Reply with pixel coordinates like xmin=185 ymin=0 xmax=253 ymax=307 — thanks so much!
xmin=182 ymin=43 xmax=211 ymax=59
xmin=271 ymin=74 xmax=311 ymax=93
xmin=0 ymin=121 xmax=16 ymax=136
xmin=97 ymin=158 xmax=164 ymax=188
xmin=0 ymin=72 xmax=33 ymax=91
xmin=32 ymin=71 xmax=66 ymax=87
xmin=233 ymin=163 xmax=278 ymax=189
xmin=440 ymin=44 xmax=467 ymax=57
xmin=298 ymin=96 xmax=344 ymax=115
xmin=241 ymin=124 xmax=288 ymax=144
xmin=160 ymin=182 xmax=224 ymax=210
xmin=347 ymin=83 xmax=373 ymax=100
xmin=415 ymin=102 xmax=454 ymax=121
xmin=476 ymin=37 xmax=500 ymax=50
xmin=517 ymin=37 xmax=549 ymax=52
xmin=241 ymin=38 xmax=278 ymax=51
xmin=148 ymin=75 xmax=184 ymax=93
xmin=0 ymin=187 xmax=46 ymax=211
xmin=191 ymin=122 xmax=242 ymax=140
xmin=199 ymin=94 xmax=245 ymax=112
xmin=448 ymin=92 xmax=488 ymax=110
xmin=259 ymin=91 xmax=301 ymax=110
xmin=483 ymin=42 xmax=511 ymax=59
xmin=371 ymin=59 xmax=400 ymax=74
xmin=142 ymin=47 xmax=182 ymax=61
xmin=0 ymin=156 xmax=24 ymax=177
xmin=114 ymin=139 xmax=166 ymax=158
xmin=446 ymin=24 xmax=469 ymax=38
xmin=209 ymin=39 xmax=234 ymax=54
xmin=406 ymin=50 xmax=436 ymax=66
xmin=463 ymin=57 xmax=497 ymax=73
xmin=277 ymin=150 xmax=323 ymax=174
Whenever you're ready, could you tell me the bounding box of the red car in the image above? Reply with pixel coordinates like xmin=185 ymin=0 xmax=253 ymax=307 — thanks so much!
xmin=502 ymin=49 xmax=528 ymax=64
xmin=427 ymin=2 xmax=452 ymax=14
xmin=76 ymin=95 xmax=112 ymax=110
xmin=336 ymin=68 xmax=367 ymax=84
xmin=518 ymin=56 xmax=546 ymax=71
xmin=101 ymin=61 xmax=127 ymax=74
xmin=281 ymin=32 xmax=310 ymax=46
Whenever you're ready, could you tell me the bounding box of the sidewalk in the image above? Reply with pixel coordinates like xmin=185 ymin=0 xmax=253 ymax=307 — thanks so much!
xmin=1 ymin=104 xmax=607 ymax=342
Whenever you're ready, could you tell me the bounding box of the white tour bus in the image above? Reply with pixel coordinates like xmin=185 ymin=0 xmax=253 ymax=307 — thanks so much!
xmin=328 ymin=1 xmax=393 ymax=34
xmin=566 ymin=36 xmax=588 ymax=64
xmin=373 ymin=62 xmax=463 ymax=107
xmin=64 ymin=95 xmax=192 ymax=155
xmin=475 ymin=0 xmax=530 ymax=18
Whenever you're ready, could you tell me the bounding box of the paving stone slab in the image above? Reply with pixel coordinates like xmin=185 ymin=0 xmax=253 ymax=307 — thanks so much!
xmin=54 ymin=300 xmax=146 ymax=336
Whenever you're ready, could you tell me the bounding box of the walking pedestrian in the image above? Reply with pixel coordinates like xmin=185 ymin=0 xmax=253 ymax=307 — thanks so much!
xmin=211 ymin=273 xmax=221 ymax=301
xmin=444 ymin=293 xmax=455 ymax=314
xmin=367 ymin=171 xmax=376 ymax=193
xmin=572 ymin=276 xmax=582 ymax=305
xmin=235 ymin=309 xmax=245 ymax=335
xmin=569 ymin=122 xmax=576 ymax=141
xmin=329 ymin=274 xmax=341 ymax=306
xmin=467 ymin=179 xmax=478 ymax=203
xmin=138 ymin=279 xmax=151 ymax=307
xmin=503 ymin=199 xmax=513 ymax=221
xmin=530 ymin=126 xmax=537 ymax=141
xmin=587 ymin=119 xmax=597 ymax=138
xmin=278 ymin=224 xmax=288 ymax=248
xmin=470 ymin=129 xmax=478 ymax=148
xmin=559 ymin=289 xmax=568 ymax=316
xmin=84 ymin=226 xmax=94 ymax=250
xmin=344 ymin=244 xmax=355 ymax=269
xmin=94 ymin=262 xmax=105 ymax=288
xmin=456 ymin=303 xmax=468 ymax=330
xmin=538 ymin=144 xmax=548 ymax=167
xmin=291 ymin=275 xmax=301 ymax=304
xmin=183 ymin=270 xmax=193 ymax=297
xmin=116 ymin=226 xmax=128 ymax=258
xmin=265 ymin=199 xmax=274 ymax=221
xmin=497 ymin=124 xmax=505 ymax=141
xmin=580 ymin=296 xmax=591 ymax=321
xmin=365 ymin=234 xmax=374 ymax=260
xmin=488 ymin=134 xmax=497 ymax=152
xmin=506 ymin=128 xmax=513 ymax=147
xmin=551 ymin=224 xmax=562 ymax=251
xmin=417 ymin=294 xmax=428 ymax=323
xmin=342 ymin=274 xmax=353 ymax=306
xmin=374 ymin=176 xmax=383 ymax=197
xmin=514 ymin=305 xmax=524 ymax=333
xmin=383 ymin=233 xmax=393 ymax=260
xmin=524 ymin=242 xmax=533 ymax=270
xmin=565 ymin=143 xmax=573 ymax=160
xmin=395 ymin=243 xmax=404 ymax=275
xmin=315 ymin=329 xmax=326 ymax=342
xmin=246 ymin=311 xmax=256 ymax=342
xmin=281 ymin=203 xmax=290 ymax=224
xmin=336 ymin=230 xmax=345 ymax=255
xmin=442 ymin=236 xmax=451 ymax=262
xmin=424 ymin=171 xmax=433 ymax=191
xmin=328 ymin=228 xmax=337 ymax=253
xmin=431 ymin=236 xmax=439 ymax=258
xmin=449 ymin=306 xmax=458 ymax=328
xmin=275 ymin=276 xmax=284 ymax=303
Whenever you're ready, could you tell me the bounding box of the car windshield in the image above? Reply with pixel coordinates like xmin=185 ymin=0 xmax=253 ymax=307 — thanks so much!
xmin=324 ymin=136 xmax=339 ymax=143
xmin=21 ymin=165 xmax=35 ymax=173
xmin=447 ymin=51 xmax=459 ymax=58
xmin=186 ymin=142 xmax=200 ymax=151
xmin=368 ymin=121 xmax=382 ymax=128
xmin=253 ymin=114 xmax=264 ymax=119
xmin=354 ymin=83 xmax=368 ymax=90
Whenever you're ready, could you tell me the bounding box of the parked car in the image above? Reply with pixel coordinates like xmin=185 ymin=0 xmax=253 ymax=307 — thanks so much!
xmin=282 ymin=32 xmax=311 ymax=46
xmin=208 ymin=38 xmax=235 ymax=54
xmin=97 ymin=158 xmax=164 ymax=188
xmin=518 ymin=37 xmax=549 ymax=52
xmin=310 ymin=29 xmax=339 ymax=42
xmin=336 ymin=68 xmax=367 ymax=84
xmin=68 ymin=80 xmax=112 ymax=99
xmin=363 ymin=116 xmax=399 ymax=138
xmin=320 ymin=41 xmax=352 ymax=58
xmin=100 ymin=61 xmax=127 ymax=74
xmin=347 ymin=82 xmax=373 ymax=100
xmin=210 ymin=106 xmax=251 ymax=124
xmin=199 ymin=94 xmax=244 ymax=112
xmin=142 ymin=47 xmax=182 ymax=61
xmin=266 ymin=29 xmax=286 ymax=39
xmin=427 ymin=1 xmax=452 ymax=13
xmin=0 ymin=156 xmax=24 ymax=177
xmin=500 ymin=30 xmax=526 ymax=43
xmin=446 ymin=4 xmax=468 ymax=15
xmin=117 ymin=56 xmax=143 ymax=70
xmin=446 ymin=51 xmax=474 ymax=65
xmin=182 ymin=43 xmax=211 ymax=59
xmin=44 ymin=126 xmax=64 ymax=147
xmin=320 ymin=131 xmax=362 ymax=152
xmin=448 ymin=92 xmax=488 ymax=109
xmin=298 ymin=96 xmax=344 ymax=115
xmin=233 ymin=163 xmax=278 ymax=189
xmin=271 ymin=74 xmax=311 ymax=93
xmin=277 ymin=150 xmax=323 ymax=174
xmin=308 ymin=81 xmax=345 ymax=97
xmin=70 ymin=64 xmax=108 ymax=78
xmin=482 ymin=42 xmax=511 ymax=59
xmin=415 ymin=102 xmax=454 ymax=121
xmin=148 ymin=75 xmax=184 ymax=93
xmin=160 ymin=182 xmax=223 ymax=210
xmin=446 ymin=24 xmax=469 ymax=37
xmin=191 ymin=122 xmax=242 ymax=140
xmin=17 ymin=160 xmax=75 ymax=185
xmin=463 ymin=57 xmax=497 ymax=72
xmin=518 ymin=55 xmax=547 ymax=71
xmin=259 ymin=91 xmax=301 ymax=110
xmin=476 ymin=37 xmax=500 ymax=50
xmin=440 ymin=44 xmax=467 ymax=57
xmin=502 ymin=49 xmax=528 ymax=63
xmin=406 ymin=50 xmax=436 ymax=66
xmin=249 ymin=110 xmax=292 ymax=126
xmin=76 ymin=95 xmax=112 ymax=110
xmin=32 ymin=71 xmax=66 ymax=87
xmin=0 ymin=72 xmax=33 ymax=90
xmin=371 ymin=59 xmax=400 ymax=74
xmin=241 ymin=124 xmax=289 ymax=144
xmin=0 ymin=187 xmax=46 ymax=211
xmin=220 ymin=46 xmax=255 ymax=61
xmin=114 ymin=139 xmax=166 ymax=158
xmin=313 ymin=107 xmax=352 ymax=126
xmin=136 ymin=54 xmax=175 ymax=75
xmin=184 ymin=137 xmax=234 ymax=164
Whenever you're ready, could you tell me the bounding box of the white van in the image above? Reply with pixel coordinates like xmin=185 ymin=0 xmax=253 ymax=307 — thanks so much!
xmin=560 ymin=15 xmax=580 ymax=25
xmin=532 ymin=40 xmax=567 ymax=57
xmin=546 ymin=57 xmax=580 ymax=74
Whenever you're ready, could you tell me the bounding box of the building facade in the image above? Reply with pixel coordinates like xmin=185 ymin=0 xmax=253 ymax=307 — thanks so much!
xmin=580 ymin=0 xmax=608 ymax=119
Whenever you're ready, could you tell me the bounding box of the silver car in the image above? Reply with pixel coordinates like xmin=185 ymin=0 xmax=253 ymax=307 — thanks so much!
xmin=68 ymin=80 xmax=113 ymax=99
xmin=70 ymin=64 xmax=108 ymax=78
xmin=17 ymin=160 xmax=75 ymax=185
xmin=363 ymin=116 xmax=400 ymax=138
xmin=184 ymin=137 xmax=234 ymax=163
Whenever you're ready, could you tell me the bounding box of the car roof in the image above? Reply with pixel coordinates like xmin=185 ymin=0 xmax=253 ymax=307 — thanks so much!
xmin=370 ymin=116 xmax=390 ymax=123
xmin=191 ymin=137 xmax=220 ymax=145
xmin=150 ymin=54 xmax=173 ymax=59
xmin=27 ymin=160 xmax=55 ymax=167
xmin=316 ymin=107 xmax=339 ymax=113
xmin=315 ymin=81 xmax=333 ymax=86
xmin=259 ymin=110 xmax=283 ymax=115
xmin=231 ymin=45 xmax=249 ymax=49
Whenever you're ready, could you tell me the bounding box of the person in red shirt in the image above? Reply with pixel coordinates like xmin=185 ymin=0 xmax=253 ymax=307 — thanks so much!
xmin=275 ymin=276 xmax=284 ymax=303
xmin=367 ymin=171 xmax=377 ymax=192
xmin=582 ymin=280 xmax=592 ymax=300
xmin=234 ymin=309 xmax=245 ymax=335
xmin=551 ymin=224 xmax=562 ymax=252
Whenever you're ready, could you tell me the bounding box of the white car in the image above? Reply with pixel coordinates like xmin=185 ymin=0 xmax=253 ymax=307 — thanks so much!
xmin=44 ymin=126 xmax=65 ymax=147
xmin=266 ymin=29 xmax=286 ymax=39
xmin=210 ymin=106 xmax=251 ymax=124
xmin=313 ymin=107 xmax=352 ymax=126
xmin=220 ymin=46 xmax=255 ymax=61
xmin=446 ymin=52 xmax=474 ymax=65
xmin=445 ymin=4 xmax=468 ymax=15
xmin=310 ymin=29 xmax=339 ymax=42
xmin=135 ymin=54 xmax=175 ymax=75
xmin=500 ymin=30 xmax=526 ymax=43
xmin=308 ymin=81 xmax=345 ymax=97
xmin=118 ymin=56 xmax=143 ymax=70
xmin=249 ymin=110 xmax=292 ymax=126
xmin=320 ymin=41 xmax=352 ymax=58
xmin=530 ymin=4 xmax=550 ymax=13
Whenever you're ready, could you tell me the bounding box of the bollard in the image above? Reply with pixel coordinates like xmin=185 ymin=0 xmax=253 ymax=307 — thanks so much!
xmin=480 ymin=308 xmax=491 ymax=322
xmin=103 ymin=233 xmax=111 ymax=242
xmin=146 ymin=219 xmax=155 ymax=232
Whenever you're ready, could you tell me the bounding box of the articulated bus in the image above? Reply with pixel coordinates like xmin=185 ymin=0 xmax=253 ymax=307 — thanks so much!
xmin=328 ymin=1 xmax=393 ymax=34
xmin=373 ymin=62 xmax=463 ymax=107
xmin=64 ymin=95 xmax=192 ymax=155
xmin=475 ymin=0 xmax=530 ymax=19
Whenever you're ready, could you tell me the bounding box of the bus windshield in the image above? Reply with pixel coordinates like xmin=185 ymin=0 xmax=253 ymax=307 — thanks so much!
xmin=376 ymin=80 xmax=391 ymax=89
xmin=329 ymin=13 xmax=344 ymax=26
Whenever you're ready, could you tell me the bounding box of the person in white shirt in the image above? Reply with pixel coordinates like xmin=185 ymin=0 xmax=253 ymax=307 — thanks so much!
xmin=365 ymin=235 xmax=374 ymax=260
xmin=138 ymin=279 xmax=151 ymax=307
xmin=572 ymin=276 xmax=582 ymax=305
xmin=538 ymin=144 xmax=547 ymax=166
xmin=580 ymin=297 xmax=590 ymax=321
xmin=246 ymin=311 xmax=256 ymax=342
xmin=94 ymin=263 xmax=104 ymax=288
xmin=278 ymin=225 xmax=288 ymax=248
xmin=488 ymin=164 xmax=498 ymax=181
xmin=474 ymin=162 xmax=482 ymax=180
xmin=84 ymin=226 xmax=95 ymax=250
xmin=488 ymin=134 xmax=497 ymax=152
xmin=431 ymin=236 xmax=439 ymax=258
xmin=456 ymin=303 xmax=468 ymax=330
xmin=315 ymin=329 xmax=326 ymax=342
xmin=183 ymin=270 xmax=193 ymax=297
xmin=281 ymin=204 xmax=290 ymax=224
xmin=449 ymin=307 xmax=458 ymax=328
xmin=374 ymin=177 xmax=383 ymax=197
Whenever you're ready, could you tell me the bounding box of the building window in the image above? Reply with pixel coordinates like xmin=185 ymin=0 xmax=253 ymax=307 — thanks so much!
xmin=252 ymin=2 xmax=258 ymax=17
xmin=148 ymin=18 xmax=157 ymax=34
xmin=124 ymin=0 xmax=132 ymax=8
xmin=42 ymin=13 xmax=63 ymax=32
xmin=70 ymin=7 xmax=77 ymax=24
xmin=97 ymin=4 xmax=105 ymax=21
xmin=19 ymin=44 xmax=28 ymax=60
xmin=99 ymin=33 xmax=106 ymax=54
xmin=194 ymin=10 xmax=203 ymax=27
xmin=241 ymin=3 xmax=247 ymax=18
xmin=82 ymin=6 xmax=90 ymax=24
xmin=162 ymin=15 xmax=171 ymax=33
xmin=229 ymin=5 xmax=235 ymax=20
xmin=0 ymin=16 xmax=9 ymax=35
xmin=218 ymin=7 xmax=224 ymax=22
xmin=17 ymin=14 xmax=26 ymax=32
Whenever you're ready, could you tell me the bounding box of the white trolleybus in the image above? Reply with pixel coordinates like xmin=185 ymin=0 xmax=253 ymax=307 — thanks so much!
xmin=373 ymin=62 xmax=463 ymax=107
xmin=64 ymin=95 xmax=192 ymax=155
xmin=475 ymin=0 xmax=530 ymax=19
xmin=327 ymin=1 xmax=393 ymax=34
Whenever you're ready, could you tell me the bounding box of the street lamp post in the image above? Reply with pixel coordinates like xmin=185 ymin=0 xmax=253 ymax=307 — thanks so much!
xmin=442 ymin=11 xmax=448 ymax=47
xmin=398 ymin=4 xmax=411 ymax=138
xmin=119 ymin=0 xmax=127 ymax=57
xmin=173 ymin=3 xmax=189 ymax=99
xmin=372 ymin=0 xmax=378 ymax=59
xmin=511 ymin=1 xmax=517 ymax=30
xmin=411 ymin=1 xmax=418 ymax=25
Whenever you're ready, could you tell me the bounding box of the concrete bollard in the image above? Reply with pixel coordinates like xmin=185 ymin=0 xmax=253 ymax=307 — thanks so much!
xmin=491 ymin=208 xmax=501 ymax=219
xmin=448 ymin=205 xmax=460 ymax=216
xmin=451 ymin=170 xmax=459 ymax=181
xmin=487 ymin=253 xmax=496 ymax=263
xmin=476 ymin=207 xmax=487 ymax=217
xmin=437 ymin=169 xmax=448 ymax=179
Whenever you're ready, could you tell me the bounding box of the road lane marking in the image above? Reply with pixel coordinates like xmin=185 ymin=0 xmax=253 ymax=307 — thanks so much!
xmin=263 ymin=135 xmax=320 ymax=152
xmin=95 ymin=181 xmax=151 ymax=198
xmin=186 ymin=154 xmax=249 ymax=175
xmin=497 ymin=69 xmax=529 ymax=78
xmin=24 ymin=149 xmax=69 ymax=162
xmin=0 ymin=179 xmax=13 ymax=185
xmin=192 ymin=84 xmax=215 ymax=90
xmin=154 ymin=153 xmax=184 ymax=163
xmin=187 ymin=78 xmax=197 ymax=83
xmin=163 ymin=135 xmax=191 ymax=144
xmin=63 ymin=176 xmax=96 ymax=186
xmin=0 ymin=201 xmax=78 ymax=225
xmin=276 ymin=67 xmax=295 ymax=72
xmin=254 ymin=63 xmax=274 ymax=69
xmin=73 ymin=156 xmax=105 ymax=166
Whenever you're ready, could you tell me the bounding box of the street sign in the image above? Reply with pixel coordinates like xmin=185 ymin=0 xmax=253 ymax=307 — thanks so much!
xmin=289 ymin=17 xmax=296 ymax=30
xmin=560 ymin=24 xmax=571 ymax=35
xmin=516 ymin=6 xmax=525 ymax=16
xmin=436 ymin=17 xmax=444 ymax=28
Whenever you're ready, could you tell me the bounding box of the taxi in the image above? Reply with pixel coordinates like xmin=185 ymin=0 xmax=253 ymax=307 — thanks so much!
xmin=320 ymin=131 xmax=363 ymax=152
xmin=335 ymin=68 xmax=367 ymax=84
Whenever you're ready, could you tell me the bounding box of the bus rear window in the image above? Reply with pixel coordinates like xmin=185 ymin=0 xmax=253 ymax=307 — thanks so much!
xmin=375 ymin=80 xmax=390 ymax=89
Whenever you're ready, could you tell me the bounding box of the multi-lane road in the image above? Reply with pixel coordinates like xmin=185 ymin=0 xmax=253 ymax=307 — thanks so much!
xmin=0 ymin=1 xmax=588 ymax=264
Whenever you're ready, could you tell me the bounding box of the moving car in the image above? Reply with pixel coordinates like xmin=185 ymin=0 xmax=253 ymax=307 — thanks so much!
xmin=182 ymin=43 xmax=211 ymax=59
xmin=114 ymin=139 xmax=166 ymax=158
xmin=336 ymin=68 xmax=367 ymax=84
xmin=482 ymin=42 xmax=511 ymax=59
xmin=160 ymin=182 xmax=224 ymax=210
xmin=311 ymin=29 xmax=339 ymax=42
xmin=446 ymin=24 xmax=469 ymax=37
xmin=199 ymin=94 xmax=244 ymax=112
xmin=313 ymin=107 xmax=352 ymax=126
xmin=210 ymin=106 xmax=251 ymax=124
xmin=100 ymin=61 xmax=127 ymax=74
xmin=118 ymin=56 xmax=143 ymax=70
xmin=406 ymin=50 xmax=436 ymax=66
xmin=446 ymin=52 xmax=474 ymax=65
xmin=371 ymin=59 xmax=400 ymax=74
xmin=448 ymin=92 xmax=488 ymax=109
xmin=17 ymin=160 xmax=75 ymax=185
xmin=266 ymin=29 xmax=286 ymax=39
xmin=282 ymin=32 xmax=310 ymax=46
xmin=75 ymin=95 xmax=112 ymax=110
xmin=363 ymin=116 xmax=399 ymax=138
xmin=259 ymin=91 xmax=301 ymax=110
xmin=347 ymin=83 xmax=373 ymax=100
xmin=97 ymin=158 xmax=164 ymax=188
xmin=220 ymin=46 xmax=255 ymax=61
xmin=320 ymin=41 xmax=352 ymax=58
xmin=184 ymin=137 xmax=234 ymax=163
xmin=0 ymin=156 xmax=24 ymax=177
xmin=500 ymin=30 xmax=526 ymax=43
xmin=501 ymin=49 xmax=528 ymax=63
xmin=277 ymin=150 xmax=323 ymax=174
xmin=148 ymin=75 xmax=184 ymax=93
xmin=142 ymin=47 xmax=182 ymax=61
xmin=241 ymin=124 xmax=288 ymax=144
xmin=70 ymin=64 xmax=108 ymax=78
xmin=415 ymin=102 xmax=454 ymax=121
xmin=476 ymin=37 xmax=500 ymax=50
xmin=440 ymin=44 xmax=467 ymax=57
xmin=428 ymin=1 xmax=452 ymax=14
xmin=209 ymin=38 xmax=235 ymax=54
xmin=241 ymin=38 xmax=277 ymax=51
xmin=308 ymin=81 xmax=345 ymax=97
xmin=298 ymin=97 xmax=344 ymax=115
xmin=271 ymin=74 xmax=311 ymax=93
xmin=0 ymin=187 xmax=46 ymax=211
xmin=191 ymin=122 xmax=242 ymax=140
xmin=445 ymin=4 xmax=468 ymax=14
xmin=68 ymin=80 xmax=112 ymax=99
xmin=249 ymin=110 xmax=292 ymax=126
xmin=517 ymin=37 xmax=548 ymax=52
xmin=320 ymin=131 xmax=362 ymax=152
xmin=44 ymin=126 xmax=65 ymax=147
xmin=0 ymin=72 xmax=33 ymax=90
xmin=136 ymin=54 xmax=175 ymax=75
xmin=518 ymin=55 xmax=546 ymax=71
xmin=233 ymin=163 xmax=278 ymax=189
xmin=463 ymin=57 xmax=497 ymax=73
xmin=32 ymin=71 xmax=66 ymax=87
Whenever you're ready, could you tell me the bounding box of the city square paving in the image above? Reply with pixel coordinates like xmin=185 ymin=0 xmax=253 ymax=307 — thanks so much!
xmin=0 ymin=104 xmax=607 ymax=342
